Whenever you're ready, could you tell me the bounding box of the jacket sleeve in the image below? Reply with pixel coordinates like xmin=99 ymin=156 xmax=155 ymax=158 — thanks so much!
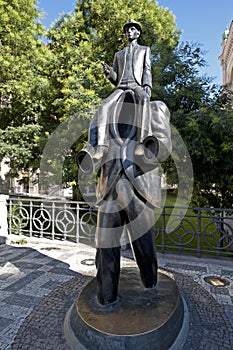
xmin=142 ymin=47 xmax=152 ymax=89
xmin=106 ymin=53 xmax=118 ymax=86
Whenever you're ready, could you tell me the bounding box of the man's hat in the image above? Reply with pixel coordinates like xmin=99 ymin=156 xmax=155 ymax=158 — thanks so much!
xmin=123 ymin=19 xmax=142 ymax=34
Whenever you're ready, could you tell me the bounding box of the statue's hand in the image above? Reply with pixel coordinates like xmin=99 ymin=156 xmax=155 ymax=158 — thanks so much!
xmin=143 ymin=85 xmax=152 ymax=97
xmin=102 ymin=62 xmax=117 ymax=83
xmin=103 ymin=63 xmax=111 ymax=75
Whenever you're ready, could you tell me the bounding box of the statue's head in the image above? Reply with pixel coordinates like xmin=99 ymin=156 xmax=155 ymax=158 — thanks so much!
xmin=123 ymin=19 xmax=142 ymax=41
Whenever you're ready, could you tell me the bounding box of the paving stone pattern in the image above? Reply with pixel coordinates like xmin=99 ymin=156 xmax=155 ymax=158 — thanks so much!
xmin=0 ymin=236 xmax=232 ymax=350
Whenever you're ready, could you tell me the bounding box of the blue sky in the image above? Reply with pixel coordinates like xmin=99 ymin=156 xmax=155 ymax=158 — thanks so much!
xmin=37 ymin=0 xmax=233 ymax=86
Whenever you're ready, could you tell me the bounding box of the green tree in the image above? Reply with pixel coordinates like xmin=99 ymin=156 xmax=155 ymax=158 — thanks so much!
xmin=160 ymin=41 xmax=233 ymax=208
xmin=0 ymin=0 xmax=57 ymax=176
xmin=183 ymin=89 xmax=233 ymax=208
xmin=0 ymin=124 xmax=42 ymax=170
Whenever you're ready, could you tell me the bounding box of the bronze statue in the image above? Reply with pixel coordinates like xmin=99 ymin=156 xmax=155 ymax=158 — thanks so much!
xmin=77 ymin=19 xmax=172 ymax=306
xmin=93 ymin=19 xmax=153 ymax=160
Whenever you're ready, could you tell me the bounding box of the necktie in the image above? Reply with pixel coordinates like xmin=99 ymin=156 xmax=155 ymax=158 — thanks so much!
xmin=128 ymin=44 xmax=133 ymax=55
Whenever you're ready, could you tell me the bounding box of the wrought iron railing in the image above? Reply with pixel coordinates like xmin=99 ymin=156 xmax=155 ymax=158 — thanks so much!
xmin=7 ymin=197 xmax=233 ymax=257
xmin=7 ymin=197 xmax=97 ymax=243
xmin=154 ymin=206 xmax=233 ymax=257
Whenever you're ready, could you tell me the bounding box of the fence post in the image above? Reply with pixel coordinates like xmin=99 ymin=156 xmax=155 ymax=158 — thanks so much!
xmin=197 ymin=207 xmax=202 ymax=257
xmin=0 ymin=194 xmax=9 ymax=241
xmin=51 ymin=202 xmax=55 ymax=240
xmin=29 ymin=200 xmax=33 ymax=237
xmin=76 ymin=202 xmax=80 ymax=243
xmin=161 ymin=206 xmax=166 ymax=253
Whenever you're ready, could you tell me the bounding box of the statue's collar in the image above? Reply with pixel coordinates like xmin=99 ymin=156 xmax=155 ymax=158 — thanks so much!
xmin=127 ymin=41 xmax=138 ymax=49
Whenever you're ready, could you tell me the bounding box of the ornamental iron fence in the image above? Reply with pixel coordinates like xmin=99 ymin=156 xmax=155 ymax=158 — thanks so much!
xmin=154 ymin=206 xmax=233 ymax=257
xmin=7 ymin=197 xmax=97 ymax=244
xmin=7 ymin=197 xmax=233 ymax=257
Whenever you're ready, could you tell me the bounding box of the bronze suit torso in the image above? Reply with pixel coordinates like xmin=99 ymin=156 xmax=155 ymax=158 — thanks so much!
xmin=109 ymin=44 xmax=152 ymax=88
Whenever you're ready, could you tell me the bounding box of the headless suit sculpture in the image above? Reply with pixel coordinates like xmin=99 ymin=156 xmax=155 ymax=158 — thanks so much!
xmin=77 ymin=20 xmax=172 ymax=306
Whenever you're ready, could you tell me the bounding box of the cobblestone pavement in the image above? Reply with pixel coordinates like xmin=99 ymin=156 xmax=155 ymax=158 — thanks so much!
xmin=0 ymin=234 xmax=232 ymax=350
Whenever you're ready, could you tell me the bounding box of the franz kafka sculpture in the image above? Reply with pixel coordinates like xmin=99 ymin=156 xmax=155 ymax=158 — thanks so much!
xmin=77 ymin=19 xmax=172 ymax=306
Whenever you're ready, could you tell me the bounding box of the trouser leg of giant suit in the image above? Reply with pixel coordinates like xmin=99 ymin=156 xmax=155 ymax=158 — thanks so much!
xmin=95 ymin=178 xmax=158 ymax=305
xmin=131 ymin=229 xmax=157 ymax=288
xmin=95 ymin=246 xmax=121 ymax=305
xmin=95 ymin=207 xmax=123 ymax=305
xmin=95 ymin=230 xmax=157 ymax=305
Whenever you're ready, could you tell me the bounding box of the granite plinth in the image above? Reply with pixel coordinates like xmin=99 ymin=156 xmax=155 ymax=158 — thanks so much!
xmin=64 ymin=268 xmax=188 ymax=350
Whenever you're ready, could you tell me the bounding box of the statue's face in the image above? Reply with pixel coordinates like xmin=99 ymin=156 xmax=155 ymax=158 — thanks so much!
xmin=125 ymin=26 xmax=140 ymax=41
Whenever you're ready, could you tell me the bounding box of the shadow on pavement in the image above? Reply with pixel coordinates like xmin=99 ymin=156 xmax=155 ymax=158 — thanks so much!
xmin=0 ymin=235 xmax=91 ymax=350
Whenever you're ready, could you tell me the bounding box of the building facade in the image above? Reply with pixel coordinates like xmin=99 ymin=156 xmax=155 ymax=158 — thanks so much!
xmin=0 ymin=159 xmax=39 ymax=195
xmin=219 ymin=21 xmax=233 ymax=88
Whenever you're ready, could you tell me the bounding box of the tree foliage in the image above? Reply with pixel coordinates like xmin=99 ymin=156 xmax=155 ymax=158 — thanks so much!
xmin=0 ymin=0 xmax=57 ymax=175
xmin=0 ymin=0 xmax=50 ymax=126
xmin=181 ymin=89 xmax=233 ymax=208
xmin=0 ymin=124 xmax=42 ymax=171
xmin=160 ymin=41 xmax=233 ymax=208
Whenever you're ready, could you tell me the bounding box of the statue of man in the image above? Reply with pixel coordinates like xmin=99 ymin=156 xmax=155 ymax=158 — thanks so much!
xmin=77 ymin=20 xmax=172 ymax=306
xmin=92 ymin=19 xmax=153 ymax=160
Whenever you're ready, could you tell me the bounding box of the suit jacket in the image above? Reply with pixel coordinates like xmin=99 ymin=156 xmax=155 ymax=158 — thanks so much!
xmin=108 ymin=44 xmax=152 ymax=89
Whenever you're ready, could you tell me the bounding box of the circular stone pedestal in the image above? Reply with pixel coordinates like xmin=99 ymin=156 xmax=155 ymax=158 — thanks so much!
xmin=64 ymin=268 xmax=188 ymax=350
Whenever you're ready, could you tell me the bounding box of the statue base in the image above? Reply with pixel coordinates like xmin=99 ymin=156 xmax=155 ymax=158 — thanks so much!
xmin=64 ymin=268 xmax=189 ymax=350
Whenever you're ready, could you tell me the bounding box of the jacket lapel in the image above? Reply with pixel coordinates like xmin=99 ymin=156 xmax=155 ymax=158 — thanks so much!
xmin=132 ymin=44 xmax=139 ymax=68
xmin=122 ymin=47 xmax=127 ymax=68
